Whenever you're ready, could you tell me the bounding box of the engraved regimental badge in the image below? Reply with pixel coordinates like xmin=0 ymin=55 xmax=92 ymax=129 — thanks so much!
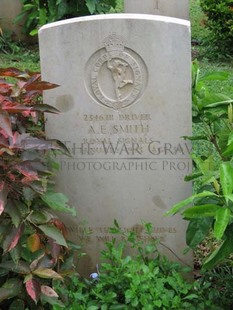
xmin=85 ymin=33 xmax=148 ymax=110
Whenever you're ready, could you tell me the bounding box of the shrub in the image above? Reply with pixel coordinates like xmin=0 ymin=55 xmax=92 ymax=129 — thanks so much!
xmin=167 ymin=61 xmax=233 ymax=270
xmin=200 ymin=0 xmax=233 ymax=55
xmin=0 ymin=67 xmax=78 ymax=309
xmin=15 ymin=0 xmax=117 ymax=36
xmin=54 ymin=222 xmax=224 ymax=309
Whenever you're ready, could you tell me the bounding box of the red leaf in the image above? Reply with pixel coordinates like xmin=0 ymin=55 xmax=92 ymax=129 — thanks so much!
xmin=30 ymin=254 xmax=55 ymax=271
xmin=7 ymin=173 xmax=16 ymax=181
xmin=14 ymin=161 xmax=39 ymax=180
xmin=50 ymin=219 xmax=68 ymax=238
xmin=0 ymin=82 xmax=12 ymax=95
xmin=0 ymin=67 xmax=30 ymax=79
xmin=0 ymin=110 xmax=13 ymax=137
xmin=0 ymin=181 xmax=8 ymax=216
xmin=30 ymin=254 xmax=45 ymax=271
xmin=4 ymin=223 xmax=24 ymax=253
xmin=48 ymin=238 xmax=61 ymax=261
xmin=0 ymin=201 xmax=4 ymax=216
xmin=2 ymin=101 xmax=33 ymax=113
xmin=24 ymin=80 xmax=59 ymax=91
xmin=0 ymin=94 xmax=5 ymax=103
xmin=25 ymin=279 xmax=41 ymax=303
xmin=24 ymin=73 xmax=41 ymax=87
xmin=0 ymin=128 xmax=9 ymax=139
xmin=13 ymin=134 xmax=66 ymax=151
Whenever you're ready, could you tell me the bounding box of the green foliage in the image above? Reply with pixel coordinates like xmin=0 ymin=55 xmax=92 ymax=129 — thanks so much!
xmin=190 ymin=0 xmax=210 ymax=42
xmin=0 ymin=67 xmax=78 ymax=309
xmin=167 ymin=61 xmax=233 ymax=270
xmin=53 ymin=222 xmax=224 ymax=310
xmin=16 ymin=0 xmax=117 ymax=35
xmin=202 ymin=265 xmax=233 ymax=309
xmin=200 ymin=0 xmax=233 ymax=55
xmin=0 ymin=29 xmax=23 ymax=55
xmin=109 ymin=0 xmax=123 ymax=12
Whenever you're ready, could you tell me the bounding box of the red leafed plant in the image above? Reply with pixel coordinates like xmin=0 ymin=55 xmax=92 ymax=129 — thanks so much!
xmin=0 ymin=67 xmax=77 ymax=309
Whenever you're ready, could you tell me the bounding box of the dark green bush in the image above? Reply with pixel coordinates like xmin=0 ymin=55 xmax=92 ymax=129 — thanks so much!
xmin=15 ymin=0 xmax=117 ymax=36
xmin=53 ymin=222 xmax=226 ymax=309
xmin=200 ymin=0 xmax=233 ymax=55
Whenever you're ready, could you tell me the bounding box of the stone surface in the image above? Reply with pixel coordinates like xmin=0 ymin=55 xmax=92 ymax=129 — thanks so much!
xmin=124 ymin=0 xmax=189 ymax=20
xmin=39 ymin=14 xmax=192 ymax=275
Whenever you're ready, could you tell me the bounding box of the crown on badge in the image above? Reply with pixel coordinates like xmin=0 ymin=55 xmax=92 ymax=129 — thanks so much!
xmin=103 ymin=33 xmax=125 ymax=52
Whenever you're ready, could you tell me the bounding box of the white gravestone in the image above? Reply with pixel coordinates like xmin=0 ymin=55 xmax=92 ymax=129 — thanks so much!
xmin=124 ymin=0 xmax=189 ymax=20
xmin=39 ymin=14 xmax=192 ymax=275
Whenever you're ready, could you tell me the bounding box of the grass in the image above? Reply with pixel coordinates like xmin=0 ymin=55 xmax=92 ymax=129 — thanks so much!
xmin=190 ymin=0 xmax=233 ymax=97
xmin=0 ymin=43 xmax=40 ymax=71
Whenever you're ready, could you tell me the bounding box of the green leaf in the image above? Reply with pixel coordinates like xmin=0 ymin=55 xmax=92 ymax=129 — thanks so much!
xmin=5 ymin=200 xmax=22 ymax=227
xmin=0 ymin=260 xmax=30 ymax=274
xmin=183 ymin=204 xmax=220 ymax=218
xmin=220 ymin=162 xmax=233 ymax=196
xmin=182 ymin=135 xmax=207 ymax=141
xmin=57 ymin=1 xmax=68 ymax=19
xmin=9 ymin=299 xmax=25 ymax=310
xmin=199 ymin=71 xmax=230 ymax=82
xmin=184 ymin=172 xmax=203 ymax=181
xmin=10 ymin=244 xmax=21 ymax=264
xmin=109 ymin=305 xmax=126 ymax=309
xmin=31 ymin=104 xmax=60 ymax=114
xmin=29 ymin=210 xmax=52 ymax=224
xmin=227 ymin=132 xmax=233 ymax=146
xmin=222 ymin=142 xmax=233 ymax=156
xmin=186 ymin=218 xmax=213 ymax=249
xmin=39 ymin=7 xmax=47 ymax=26
xmin=29 ymin=29 xmax=38 ymax=36
xmin=192 ymin=60 xmax=200 ymax=88
xmin=38 ymin=224 xmax=67 ymax=247
xmin=204 ymin=97 xmax=233 ymax=108
xmin=214 ymin=208 xmax=231 ymax=240
xmin=41 ymin=294 xmax=65 ymax=307
xmin=198 ymin=155 xmax=218 ymax=176
xmin=22 ymin=4 xmax=36 ymax=10
xmin=183 ymin=294 xmax=199 ymax=300
xmin=203 ymin=236 xmax=233 ymax=270
xmin=86 ymin=0 xmax=96 ymax=13
xmin=33 ymin=268 xmax=63 ymax=280
xmin=225 ymin=194 xmax=233 ymax=204
xmin=0 ymin=279 xmax=22 ymax=303
xmin=0 ymin=220 xmax=11 ymax=244
xmin=13 ymin=11 xmax=27 ymax=23
xmin=42 ymin=192 xmax=76 ymax=215
xmin=165 ymin=191 xmax=217 ymax=216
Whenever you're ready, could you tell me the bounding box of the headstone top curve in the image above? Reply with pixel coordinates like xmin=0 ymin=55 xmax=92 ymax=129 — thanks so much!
xmin=39 ymin=13 xmax=190 ymax=34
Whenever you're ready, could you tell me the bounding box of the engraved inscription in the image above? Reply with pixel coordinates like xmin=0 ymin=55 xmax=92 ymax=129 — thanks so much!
xmin=59 ymin=109 xmax=192 ymax=173
xmin=66 ymin=225 xmax=178 ymax=244
xmin=85 ymin=33 xmax=148 ymax=110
